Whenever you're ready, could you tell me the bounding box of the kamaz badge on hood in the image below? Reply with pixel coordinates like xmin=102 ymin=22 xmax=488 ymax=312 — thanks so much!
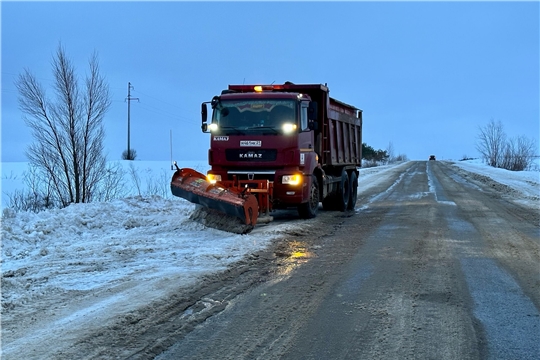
xmin=213 ymin=136 xmax=229 ymax=141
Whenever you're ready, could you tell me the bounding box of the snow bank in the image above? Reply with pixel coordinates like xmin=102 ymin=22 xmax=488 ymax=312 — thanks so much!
xmin=451 ymin=159 xmax=539 ymax=205
xmin=1 ymin=195 xmax=274 ymax=310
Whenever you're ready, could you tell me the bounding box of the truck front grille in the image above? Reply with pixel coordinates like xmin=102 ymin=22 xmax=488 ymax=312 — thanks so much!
xmin=227 ymin=172 xmax=275 ymax=182
xmin=225 ymin=149 xmax=277 ymax=162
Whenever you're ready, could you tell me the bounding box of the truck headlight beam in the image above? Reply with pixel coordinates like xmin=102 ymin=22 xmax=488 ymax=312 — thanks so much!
xmin=207 ymin=174 xmax=222 ymax=184
xmin=282 ymin=174 xmax=302 ymax=186
xmin=282 ymin=123 xmax=297 ymax=134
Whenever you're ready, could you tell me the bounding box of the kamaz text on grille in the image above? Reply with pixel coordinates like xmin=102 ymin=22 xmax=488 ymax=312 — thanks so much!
xmin=239 ymin=153 xmax=263 ymax=159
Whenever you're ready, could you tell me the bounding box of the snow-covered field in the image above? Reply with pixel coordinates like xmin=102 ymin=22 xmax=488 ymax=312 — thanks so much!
xmin=1 ymin=159 xmax=538 ymax=359
xmin=0 ymin=160 xmax=211 ymax=210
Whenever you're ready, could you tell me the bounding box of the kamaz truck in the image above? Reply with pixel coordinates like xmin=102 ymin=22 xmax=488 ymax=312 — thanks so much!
xmin=171 ymin=82 xmax=362 ymax=233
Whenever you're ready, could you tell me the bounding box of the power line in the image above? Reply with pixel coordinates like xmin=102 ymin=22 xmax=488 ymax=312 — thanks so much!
xmin=136 ymin=102 xmax=198 ymax=124
xmin=131 ymin=88 xmax=188 ymax=112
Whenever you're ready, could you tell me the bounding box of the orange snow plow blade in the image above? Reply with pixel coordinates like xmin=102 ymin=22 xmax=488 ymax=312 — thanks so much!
xmin=170 ymin=168 xmax=259 ymax=227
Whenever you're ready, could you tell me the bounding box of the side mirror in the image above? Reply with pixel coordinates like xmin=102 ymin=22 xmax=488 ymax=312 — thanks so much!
xmin=201 ymin=103 xmax=208 ymax=133
xmin=202 ymin=103 xmax=208 ymax=123
xmin=308 ymin=101 xmax=318 ymax=121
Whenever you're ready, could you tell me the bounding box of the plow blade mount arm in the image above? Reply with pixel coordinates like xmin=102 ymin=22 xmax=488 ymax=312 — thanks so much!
xmin=171 ymin=168 xmax=259 ymax=226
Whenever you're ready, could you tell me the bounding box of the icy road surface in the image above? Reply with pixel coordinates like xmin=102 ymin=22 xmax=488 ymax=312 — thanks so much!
xmin=1 ymin=160 xmax=538 ymax=359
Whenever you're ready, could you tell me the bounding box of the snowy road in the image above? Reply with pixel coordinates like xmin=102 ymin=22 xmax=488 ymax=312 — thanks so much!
xmin=155 ymin=161 xmax=539 ymax=360
xmin=1 ymin=160 xmax=539 ymax=359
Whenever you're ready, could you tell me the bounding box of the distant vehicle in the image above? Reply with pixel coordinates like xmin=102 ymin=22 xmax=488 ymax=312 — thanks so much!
xmin=429 ymin=155 xmax=436 ymax=161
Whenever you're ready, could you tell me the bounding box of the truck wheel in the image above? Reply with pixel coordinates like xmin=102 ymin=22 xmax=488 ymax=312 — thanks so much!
xmin=298 ymin=175 xmax=319 ymax=219
xmin=338 ymin=169 xmax=350 ymax=212
xmin=347 ymin=171 xmax=358 ymax=210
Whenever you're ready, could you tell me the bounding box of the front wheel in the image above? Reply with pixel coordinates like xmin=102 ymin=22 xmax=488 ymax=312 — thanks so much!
xmin=298 ymin=175 xmax=319 ymax=219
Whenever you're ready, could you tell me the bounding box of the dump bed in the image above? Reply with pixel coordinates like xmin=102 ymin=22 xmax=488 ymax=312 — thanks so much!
xmin=326 ymin=96 xmax=362 ymax=167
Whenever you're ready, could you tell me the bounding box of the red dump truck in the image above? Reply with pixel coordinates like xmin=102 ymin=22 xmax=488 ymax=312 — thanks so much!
xmin=171 ymin=82 xmax=362 ymax=232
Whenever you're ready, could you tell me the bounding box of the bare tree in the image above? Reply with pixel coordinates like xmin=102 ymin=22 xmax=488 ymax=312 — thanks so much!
xmin=395 ymin=153 xmax=409 ymax=162
xmin=386 ymin=141 xmax=395 ymax=163
xmin=122 ymin=148 xmax=137 ymax=160
xmin=128 ymin=162 xmax=143 ymax=196
xmin=476 ymin=119 xmax=537 ymax=171
xmin=93 ymin=162 xmax=128 ymax=202
xmin=5 ymin=167 xmax=51 ymax=213
xmin=501 ymin=135 xmax=537 ymax=171
xmin=476 ymin=119 xmax=506 ymax=167
xmin=16 ymin=44 xmax=111 ymax=208
xmin=500 ymin=138 xmax=515 ymax=171
xmin=514 ymin=136 xmax=537 ymax=171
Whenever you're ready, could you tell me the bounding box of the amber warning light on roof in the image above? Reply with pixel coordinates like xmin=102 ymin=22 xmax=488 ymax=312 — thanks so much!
xmin=253 ymin=85 xmax=282 ymax=92
xmin=232 ymin=85 xmax=285 ymax=92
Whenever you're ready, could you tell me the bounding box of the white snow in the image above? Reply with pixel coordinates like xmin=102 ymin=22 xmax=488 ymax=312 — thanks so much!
xmin=451 ymin=158 xmax=540 ymax=202
xmin=1 ymin=159 xmax=538 ymax=357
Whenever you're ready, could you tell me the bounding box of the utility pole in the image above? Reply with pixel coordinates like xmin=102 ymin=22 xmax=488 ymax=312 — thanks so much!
xmin=126 ymin=82 xmax=139 ymax=160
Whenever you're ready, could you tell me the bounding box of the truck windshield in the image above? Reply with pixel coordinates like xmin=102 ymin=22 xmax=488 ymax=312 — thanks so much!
xmin=212 ymin=99 xmax=297 ymax=134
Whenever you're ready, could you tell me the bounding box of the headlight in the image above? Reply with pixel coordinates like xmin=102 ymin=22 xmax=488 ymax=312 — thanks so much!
xmin=282 ymin=123 xmax=297 ymax=134
xmin=282 ymin=174 xmax=302 ymax=186
xmin=208 ymin=123 xmax=218 ymax=132
xmin=207 ymin=174 xmax=221 ymax=184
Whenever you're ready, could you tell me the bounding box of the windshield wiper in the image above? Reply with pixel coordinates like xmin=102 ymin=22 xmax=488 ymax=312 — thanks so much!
xmin=220 ymin=126 xmax=246 ymax=135
xmin=250 ymin=126 xmax=279 ymax=134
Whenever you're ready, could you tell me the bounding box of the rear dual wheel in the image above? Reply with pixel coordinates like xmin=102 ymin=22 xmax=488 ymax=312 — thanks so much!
xmin=337 ymin=169 xmax=350 ymax=212
xmin=322 ymin=169 xmax=358 ymax=212
xmin=347 ymin=171 xmax=358 ymax=210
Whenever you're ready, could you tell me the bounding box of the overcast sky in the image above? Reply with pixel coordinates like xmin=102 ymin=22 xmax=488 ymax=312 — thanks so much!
xmin=1 ymin=1 xmax=538 ymax=163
